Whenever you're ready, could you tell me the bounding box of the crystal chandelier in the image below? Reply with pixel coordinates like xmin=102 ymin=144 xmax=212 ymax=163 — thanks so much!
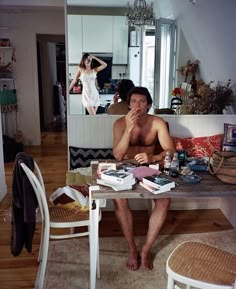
xmin=126 ymin=0 xmax=155 ymax=26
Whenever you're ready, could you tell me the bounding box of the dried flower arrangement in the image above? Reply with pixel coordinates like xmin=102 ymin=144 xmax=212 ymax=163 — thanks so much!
xmin=177 ymin=59 xmax=200 ymax=82
xmin=189 ymin=79 xmax=236 ymax=114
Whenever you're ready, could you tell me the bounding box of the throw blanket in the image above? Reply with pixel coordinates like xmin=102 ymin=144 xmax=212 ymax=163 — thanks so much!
xmin=11 ymin=152 xmax=38 ymax=256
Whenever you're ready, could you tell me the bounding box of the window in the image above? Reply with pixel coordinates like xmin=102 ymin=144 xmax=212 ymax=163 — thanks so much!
xmin=141 ymin=19 xmax=177 ymax=110
xmin=154 ymin=18 xmax=177 ymax=109
xmin=141 ymin=26 xmax=155 ymax=98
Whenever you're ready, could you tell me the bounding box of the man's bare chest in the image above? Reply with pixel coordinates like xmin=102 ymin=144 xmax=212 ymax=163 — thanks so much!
xmin=129 ymin=126 xmax=157 ymax=146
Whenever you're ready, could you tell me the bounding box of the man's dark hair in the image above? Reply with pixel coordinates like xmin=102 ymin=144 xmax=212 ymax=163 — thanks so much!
xmin=117 ymin=79 xmax=135 ymax=101
xmin=127 ymin=86 xmax=153 ymax=107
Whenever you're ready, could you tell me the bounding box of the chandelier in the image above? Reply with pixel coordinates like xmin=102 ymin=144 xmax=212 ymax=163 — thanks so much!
xmin=126 ymin=0 xmax=155 ymax=26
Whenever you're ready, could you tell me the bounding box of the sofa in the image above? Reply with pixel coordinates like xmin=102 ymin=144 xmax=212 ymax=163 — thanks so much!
xmin=67 ymin=114 xmax=236 ymax=227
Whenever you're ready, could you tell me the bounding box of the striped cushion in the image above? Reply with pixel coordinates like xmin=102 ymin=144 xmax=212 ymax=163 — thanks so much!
xmin=69 ymin=147 xmax=115 ymax=169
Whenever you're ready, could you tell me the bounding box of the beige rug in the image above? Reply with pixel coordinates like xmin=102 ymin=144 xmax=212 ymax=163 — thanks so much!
xmin=44 ymin=229 xmax=236 ymax=289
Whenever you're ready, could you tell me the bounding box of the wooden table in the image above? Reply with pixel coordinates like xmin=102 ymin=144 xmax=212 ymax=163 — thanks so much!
xmin=89 ymin=162 xmax=236 ymax=289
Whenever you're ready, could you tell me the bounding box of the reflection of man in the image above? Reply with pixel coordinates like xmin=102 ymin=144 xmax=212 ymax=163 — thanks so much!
xmin=113 ymin=86 xmax=175 ymax=271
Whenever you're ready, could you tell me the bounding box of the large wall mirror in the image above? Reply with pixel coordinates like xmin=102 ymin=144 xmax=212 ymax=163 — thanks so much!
xmin=65 ymin=3 xmax=176 ymax=116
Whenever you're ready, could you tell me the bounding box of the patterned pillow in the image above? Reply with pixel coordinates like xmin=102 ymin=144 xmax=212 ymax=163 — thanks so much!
xmin=69 ymin=147 xmax=115 ymax=169
xmin=173 ymin=134 xmax=223 ymax=157
xmin=222 ymin=123 xmax=236 ymax=152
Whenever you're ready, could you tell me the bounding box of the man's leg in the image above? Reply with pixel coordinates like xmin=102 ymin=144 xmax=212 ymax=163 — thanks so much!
xmin=141 ymin=198 xmax=171 ymax=270
xmin=113 ymin=199 xmax=139 ymax=270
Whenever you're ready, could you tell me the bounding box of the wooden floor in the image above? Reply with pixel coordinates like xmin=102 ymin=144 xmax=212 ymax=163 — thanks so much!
xmin=0 ymin=130 xmax=233 ymax=289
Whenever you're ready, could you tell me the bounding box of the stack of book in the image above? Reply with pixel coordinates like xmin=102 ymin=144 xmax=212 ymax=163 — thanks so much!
xmin=97 ymin=169 xmax=136 ymax=191
xmin=140 ymin=175 xmax=175 ymax=194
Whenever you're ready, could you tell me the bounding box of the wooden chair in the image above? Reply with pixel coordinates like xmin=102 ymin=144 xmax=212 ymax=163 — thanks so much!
xmin=166 ymin=241 xmax=236 ymax=289
xmin=21 ymin=161 xmax=101 ymax=289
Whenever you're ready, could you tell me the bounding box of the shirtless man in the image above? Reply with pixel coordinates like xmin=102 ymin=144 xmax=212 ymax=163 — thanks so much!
xmin=112 ymin=86 xmax=175 ymax=271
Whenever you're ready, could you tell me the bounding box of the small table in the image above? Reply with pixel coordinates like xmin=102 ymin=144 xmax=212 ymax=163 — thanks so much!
xmin=89 ymin=162 xmax=236 ymax=289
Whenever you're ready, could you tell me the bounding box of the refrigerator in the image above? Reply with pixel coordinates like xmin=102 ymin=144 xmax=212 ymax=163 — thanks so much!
xmin=128 ymin=47 xmax=141 ymax=86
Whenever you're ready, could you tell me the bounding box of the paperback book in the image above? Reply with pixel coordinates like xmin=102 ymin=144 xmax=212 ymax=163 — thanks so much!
xmin=101 ymin=169 xmax=134 ymax=185
xmin=97 ymin=178 xmax=136 ymax=191
xmin=139 ymin=181 xmax=172 ymax=195
xmin=142 ymin=175 xmax=175 ymax=190
xmin=97 ymin=162 xmax=117 ymax=175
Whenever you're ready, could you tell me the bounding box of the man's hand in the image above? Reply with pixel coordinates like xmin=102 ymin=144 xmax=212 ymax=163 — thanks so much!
xmin=134 ymin=153 xmax=151 ymax=164
xmin=125 ymin=109 xmax=139 ymax=133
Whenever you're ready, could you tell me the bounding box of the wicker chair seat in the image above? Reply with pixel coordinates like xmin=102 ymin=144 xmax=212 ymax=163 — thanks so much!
xmin=166 ymin=241 xmax=236 ymax=289
xmin=49 ymin=206 xmax=89 ymax=223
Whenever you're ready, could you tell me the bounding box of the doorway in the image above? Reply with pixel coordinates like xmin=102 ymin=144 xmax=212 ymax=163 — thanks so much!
xmin=37 ymin=34 xmax=66 ymax=132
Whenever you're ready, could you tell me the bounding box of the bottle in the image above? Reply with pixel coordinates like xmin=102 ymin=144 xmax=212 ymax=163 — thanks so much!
xmin=164 ymin=150 xmax=171 ymax=175
xmin=170 ymin=152 xmax=179 ymax=177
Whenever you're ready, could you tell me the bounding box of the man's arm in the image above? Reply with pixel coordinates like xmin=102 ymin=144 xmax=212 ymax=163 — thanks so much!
xmin=152 ymin=119 xmax=175 ymax=162
xmin=133 ymin=119 xmax=175 ymax=164
xmin=113 ymin=109 xmax=139 ymax=161
xmin=113 ymin=118 xmax=131 ymax=161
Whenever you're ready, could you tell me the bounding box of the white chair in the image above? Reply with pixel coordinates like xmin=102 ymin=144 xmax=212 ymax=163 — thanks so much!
xmin=21 ymin=161 xmax=101 ymax=289
xmin=166 ymin=241 xmax=236 ymax=289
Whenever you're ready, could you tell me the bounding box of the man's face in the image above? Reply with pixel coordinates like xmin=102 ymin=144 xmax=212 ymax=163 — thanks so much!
xmin=129 ymin=93 xmax=151 ymax=115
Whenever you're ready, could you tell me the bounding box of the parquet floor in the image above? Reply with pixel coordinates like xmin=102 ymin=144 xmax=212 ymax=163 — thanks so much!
xmin=0 ymin=130 xmax=233 ymax=289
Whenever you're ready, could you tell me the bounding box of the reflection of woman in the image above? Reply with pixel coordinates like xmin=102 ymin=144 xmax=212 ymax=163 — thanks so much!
xmin=69 ymin=53 xmax=107 ymax=115
xmin=107 ymin=79 xmax=134 ymax=115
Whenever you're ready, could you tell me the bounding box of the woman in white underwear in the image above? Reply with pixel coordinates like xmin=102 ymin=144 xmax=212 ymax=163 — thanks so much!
xmin=69 ymin=53 xmax=107 ymax=115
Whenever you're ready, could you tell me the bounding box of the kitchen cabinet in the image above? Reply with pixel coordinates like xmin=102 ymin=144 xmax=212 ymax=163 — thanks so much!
xmin=67 ymin=15 xmax=128 ymax=64
xmin=82 ymin=16 xmax=113 ymax=53
xmin=69 ymin=94 xmax=85 ymax=115
xmin=100 ymin=94 xmax=114 ymax=107
xmin=112 ymin=16 xmax=128 ymax=64
xmin=69 ymin=93 xmax=114 ymax=115
xmin=67 ymin=15 xmax=83 ymax=63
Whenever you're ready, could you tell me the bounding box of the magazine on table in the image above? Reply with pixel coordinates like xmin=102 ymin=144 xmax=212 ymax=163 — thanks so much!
xmin=139 ymin=181 xmax=172 ymax=195
xmin=142 ymin=175 xmax=175 ymax=190
xmin=129 ymin=165 xmax=160 ymax=180
xmin=101 ymin=169 xmax=134 ymax=184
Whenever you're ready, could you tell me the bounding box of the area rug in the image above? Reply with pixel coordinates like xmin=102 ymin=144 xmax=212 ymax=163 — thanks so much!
xmin=44 ymin=229 xmax=236 ymax=289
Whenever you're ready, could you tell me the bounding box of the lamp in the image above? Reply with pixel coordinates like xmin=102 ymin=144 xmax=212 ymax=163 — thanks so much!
xmin=126 ymin=0 xmax=155 ymax=26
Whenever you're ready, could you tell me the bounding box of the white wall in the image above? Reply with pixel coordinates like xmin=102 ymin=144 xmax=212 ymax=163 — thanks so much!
xmin=155 ymin=0 xmax=236 ymax=113
xmin=0 ymin=9 xmax=65 ymax=145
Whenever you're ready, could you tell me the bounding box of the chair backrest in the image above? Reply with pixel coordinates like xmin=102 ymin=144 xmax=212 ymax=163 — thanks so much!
xmin=34 ymin=161 xmax=46 ymax=194
xmin=20 ymin=162 xmax=50 ymax=230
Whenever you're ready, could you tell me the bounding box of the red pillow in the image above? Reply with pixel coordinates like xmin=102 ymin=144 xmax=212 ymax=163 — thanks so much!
xmin=173 ymin=134 xmax=223 ymax=157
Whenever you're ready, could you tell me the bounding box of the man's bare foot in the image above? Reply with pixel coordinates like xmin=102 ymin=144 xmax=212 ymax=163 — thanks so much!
xmin=141 ymin=251 xmax=153 ymax=270
xmin=126 ymin=251 xmax=140 ymax=271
